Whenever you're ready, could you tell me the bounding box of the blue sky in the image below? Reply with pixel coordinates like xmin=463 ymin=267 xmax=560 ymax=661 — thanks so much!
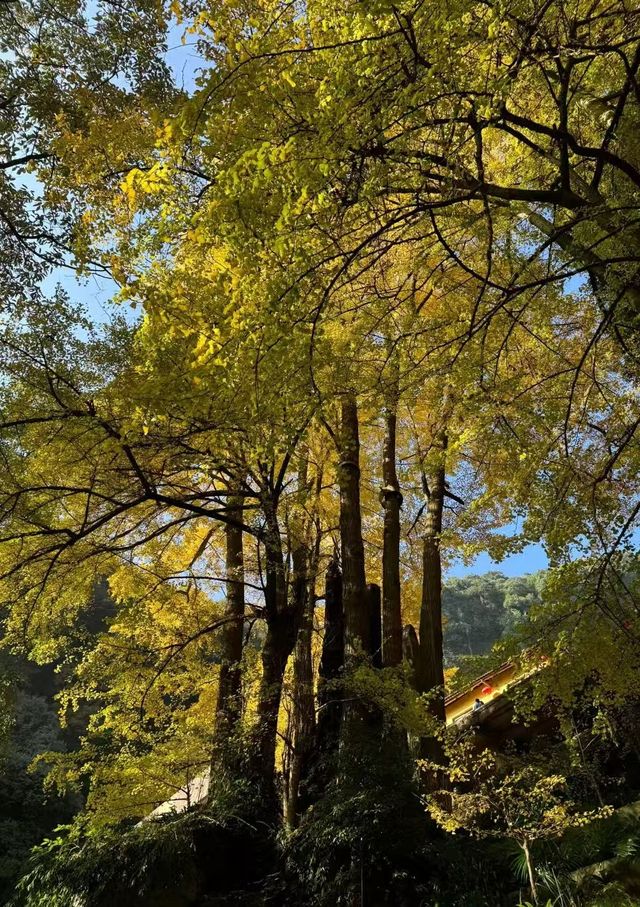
xmin=42 ymin=269 xmax=119 ymax=323
xmin=37 ymin=19 xmax=201 ymax=322
xmin=447 ymin=543 xmax=548 ymax=579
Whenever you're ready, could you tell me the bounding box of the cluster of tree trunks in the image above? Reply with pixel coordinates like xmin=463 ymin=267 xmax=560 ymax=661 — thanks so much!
xmin=210 ymin=395 xmax=448 ymax=817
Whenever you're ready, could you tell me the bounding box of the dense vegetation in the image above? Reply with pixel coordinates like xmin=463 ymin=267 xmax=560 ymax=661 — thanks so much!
xmin=0 ymin=570 xmax=537 ymax=902
xmin=1 ymin=0 xmax=640 ymax=903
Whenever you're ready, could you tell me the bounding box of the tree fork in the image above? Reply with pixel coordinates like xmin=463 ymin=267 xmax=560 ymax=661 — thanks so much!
xmin=252 ymin=497 xmax=302 ymax=812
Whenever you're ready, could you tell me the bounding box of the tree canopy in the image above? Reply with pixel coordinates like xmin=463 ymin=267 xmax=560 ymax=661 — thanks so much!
xmin=1 ymin=0 xmax=639 ymax=904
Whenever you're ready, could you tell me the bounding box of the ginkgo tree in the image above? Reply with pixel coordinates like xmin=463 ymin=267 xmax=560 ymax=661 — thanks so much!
xmin=0 ymin=0 xmax=639 ymax=903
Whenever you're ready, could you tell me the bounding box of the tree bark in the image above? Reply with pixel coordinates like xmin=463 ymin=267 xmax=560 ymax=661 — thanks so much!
xmin=283 ymin=540 xmax=316 ymax=829
xmin=212 ymin=498 xmax=245 ymax=769
xmin=339 ymin=393 xmax=368 ymax=657
xmin=366 ymin=583 xmax=382 ymax=668
xmin=402 ymin=623 xmax=421 ymax=759
xmin=415 ymin=434 xmax=448 ymax=780
xmin=402 ymin=624 xmax=420 ymax=670
xmin=283 ymin=449 xmax=322 ymax=827
xmin=381 ymin=367 xmax=403 ymax=667
xmin=317 ymin=558 xmax=344 ymax=750
xmin=253 ymin=497 xmax=301 ymax=809
xmin=416 ymin=448 xmax=446 ymax=724
xmin=338 ymin=394 xmax=370 ymax=748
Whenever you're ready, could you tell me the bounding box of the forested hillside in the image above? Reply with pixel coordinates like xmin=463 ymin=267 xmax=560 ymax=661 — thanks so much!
xmin=0 ymin=581 xmax=114 ymax=902
xmin=0 ymin=657 xmax=74 ymax=904
xmin=443 ymin=572 xmax=542 ymax=663
xmin=1 ymin=0 xmax=639 ymax=904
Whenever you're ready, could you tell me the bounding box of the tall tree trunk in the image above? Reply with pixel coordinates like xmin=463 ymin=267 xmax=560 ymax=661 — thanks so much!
xmin=284 ymin=453 xmax=324 ymax=827
xmin=253 ymin=498 xmax=301 ymax=809
xmin=403 ymin=623 xmax=421 ymax=759
xmin=416 ymin=461 xmax=446 ymax=721
xmin=402 ymin=624 xmax=420 ymax=669
xmin=283 ymin=540 xmax=315 ymax=829
xmin=317 ymin=558 xmax=344 ymax=750
xmin=339 ymin=393 xmax=368 ymax=657
xmin=381 ymin=359 xmax=403 ymax=667
xmin=338 ymin=394 xmax=370 ymax=749
xmin=297 ymin=558 xmax=346 ymax=816
xmin=212 ymin=498 xmax=244 ymax=771
xmin=366 ymin=583 xmax=382 ymax=668
xmin=416 ymin=434 xmax=447 ymax=777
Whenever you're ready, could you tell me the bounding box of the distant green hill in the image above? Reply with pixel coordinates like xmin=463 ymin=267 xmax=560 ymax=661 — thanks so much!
xmin=442 ymin=571 xmax=544 ymax=665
